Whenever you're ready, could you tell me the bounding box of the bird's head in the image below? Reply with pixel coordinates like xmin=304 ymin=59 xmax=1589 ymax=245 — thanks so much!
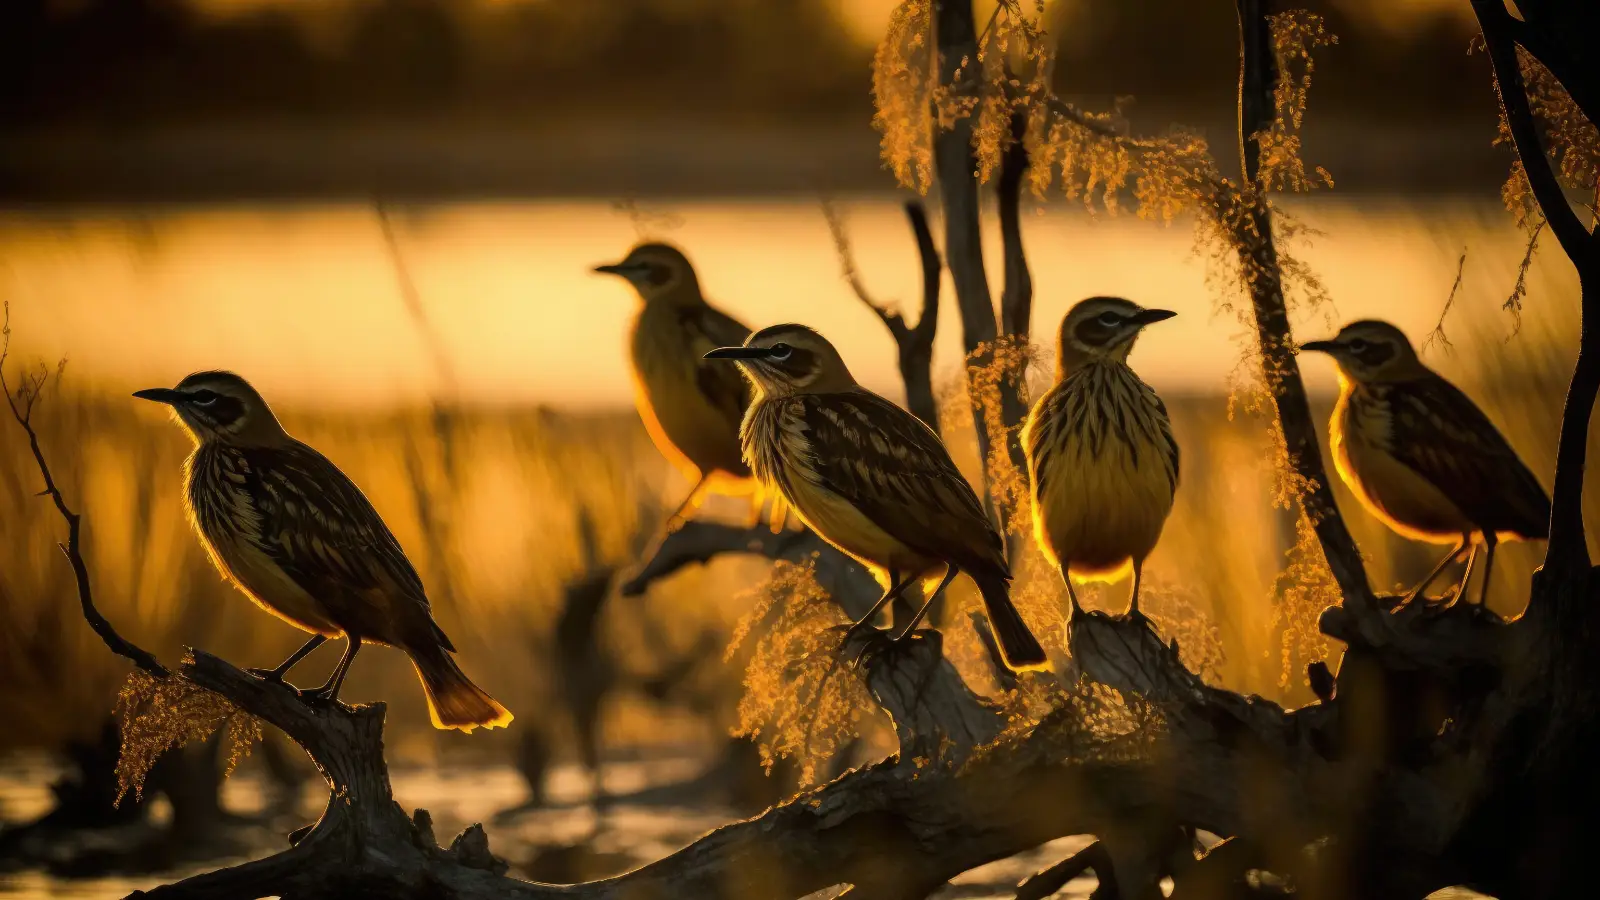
xmin=133 ymin=371 xmax=287 ymax=446
xmin=1298 ymin=319 xmax=1424 ymax=384
xmin=1056 ymin=296 xmax=1176 ymax=375
xmin=592 ymin=242 xmax=700 ymax=304
xmin=704 ymin=323 xmax=855 ymax=397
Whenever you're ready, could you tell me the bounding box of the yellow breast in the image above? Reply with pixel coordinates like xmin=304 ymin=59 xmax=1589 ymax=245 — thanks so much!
xmin=1330 ymin=385 xmax=1472 ymax=543
xmin=742 ymin=398 xmax=934 ymax=580
xmin=184 ymin=448 xmax=340 ymax=636
xmin=631 ymin=309 xmax=746 ymax=479
xmin=1024 ymin=368 xmax=1176 ymax=582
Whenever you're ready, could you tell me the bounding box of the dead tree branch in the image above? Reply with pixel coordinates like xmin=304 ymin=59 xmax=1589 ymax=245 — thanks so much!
xmin=1474 ymin=0 xmax=1598 ymax=576
xmin=1234 ymin=0 xmax=1371 ymax=606
xmin=820 ymin=198 xmax=943 ymax=432
xmin=1 ymin=305 xmax=167 ymax=677
xmin=933 ymin=0 xmax=1031 ymax=529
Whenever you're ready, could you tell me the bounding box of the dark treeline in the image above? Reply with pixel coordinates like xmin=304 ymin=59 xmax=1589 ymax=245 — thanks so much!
xmin=0 ymin=0 xmax=870 ymax=125
xmin=2 ymin=0 xmax=1488 ymax=128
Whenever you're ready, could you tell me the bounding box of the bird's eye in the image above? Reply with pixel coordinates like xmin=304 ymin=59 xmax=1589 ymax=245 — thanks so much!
xmin=1347 ymin=339 xmax=1369 ymax=353
xmin=1097 ymin=312 xmax=1122 ymax=327
xmin=769 ymin=343 xmax=793 ymax=361
xmin=190 ymin=390 xmax=219 ymax=406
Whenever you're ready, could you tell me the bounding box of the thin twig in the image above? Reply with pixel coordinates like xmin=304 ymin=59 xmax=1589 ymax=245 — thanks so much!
xmin=0 ymin=303 xmax=167 ymax=676
xmin=1421 ymin=249 xmax=1468 ymax=356
xmin=820 ymin=197 xmax=911 ymax=340
xmin=1504 ymin=218 xmax=1545 ymax=338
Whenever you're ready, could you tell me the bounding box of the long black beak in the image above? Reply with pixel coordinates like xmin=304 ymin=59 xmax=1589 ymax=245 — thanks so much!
xmin=704 ymin=347 xmax=776 ymax=360
xmin=132 ymin=388 xmax=187 ymax=405
xmin=593 ymin=262 xmax=641 ymax=276
xmin=1298 ymin=339 xmax=1339 ymax=354
xmin=1131 ymin=308 xmax=1178 ymax=326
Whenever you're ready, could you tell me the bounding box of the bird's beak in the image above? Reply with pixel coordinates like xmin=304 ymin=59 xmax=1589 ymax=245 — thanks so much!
xmin=1297 ymin=339 xmax=1339 ymax=354
xmin=593 ymin=261 xmax=641 ymax=277
xmin=704 ymin=346 xmax=776 ymax=360
xmin=1131 ymin=308 xmax=1178 ymax=326
xmin=132 ymin=388 xmax=187 ymax=405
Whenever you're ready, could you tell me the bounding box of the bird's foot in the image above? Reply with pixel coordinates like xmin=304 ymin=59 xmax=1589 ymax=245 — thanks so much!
xmin=830 ymin=621 xmax=893 ymax=669
xmin=295 ymin=685 xmax=343 ymax=707
xmin=851 ymin=624 xmax=935 ymax=670
xmin=245 ymin=666 xmax=288 ymax=684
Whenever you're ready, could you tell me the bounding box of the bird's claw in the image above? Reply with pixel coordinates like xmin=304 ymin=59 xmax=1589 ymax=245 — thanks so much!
xmin=295 ymin=686 xmax=340 ymax=705
xmin=246 ymin=667 xmax=287 ymax=684
xmin=830 ymin=621 xmax=892 ymax=669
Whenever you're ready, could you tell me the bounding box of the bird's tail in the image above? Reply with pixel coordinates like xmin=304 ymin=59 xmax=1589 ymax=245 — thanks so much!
xmin=411 ymin=644 xmax=514 ymax=733
xmin=973 ymin=573 xmax=1050 ymax=672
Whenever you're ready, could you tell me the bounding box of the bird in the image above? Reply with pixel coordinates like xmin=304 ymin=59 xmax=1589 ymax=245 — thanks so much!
xmin=134 ymin=371 xmax=512 ymax=732
xmin=704 ymin=324 xmax=1048 ymax=671
xmin=1023 ymin=297 xmax=1180 ymax=618
xmin=594 ymin=242 xmax=779 ymax=531
xmin=1299 ymin=319 xmax=1550 ymax=606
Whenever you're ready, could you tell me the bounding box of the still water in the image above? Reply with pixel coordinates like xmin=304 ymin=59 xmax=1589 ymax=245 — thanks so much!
xmin=0 ymin=195 xmax=1579 ymax=411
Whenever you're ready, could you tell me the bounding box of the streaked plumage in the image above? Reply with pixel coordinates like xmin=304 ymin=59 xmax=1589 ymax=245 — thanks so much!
xmin=594 ymin=243 xmax=773 ymax=528
xmin=706 ymin=325 xmax=1047 ymax=671
xmin=136 ymin=371 xmax=511 ymax=732
xmin=1023 ymin=297 xmax=1179 ymax=616
xmin=1301 ymin=320 xmax=1550 ymax=604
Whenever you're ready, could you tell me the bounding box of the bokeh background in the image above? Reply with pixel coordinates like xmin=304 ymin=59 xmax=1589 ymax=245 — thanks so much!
xmin=0 ymin=1 xmax=1589 ymax=898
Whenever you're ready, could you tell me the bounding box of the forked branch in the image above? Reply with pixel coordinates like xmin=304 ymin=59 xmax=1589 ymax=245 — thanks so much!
xmin=821 ymin=198 xmax=943 ymax=432
xmin=1 ymin=304 xmax=167 ymax=677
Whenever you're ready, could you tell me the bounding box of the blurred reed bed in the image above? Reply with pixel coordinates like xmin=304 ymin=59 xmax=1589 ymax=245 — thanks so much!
xmin=0 ymin=389 xmax=769 ymax=761
xmin=2 ymin=269 xmax=1591 ymax=760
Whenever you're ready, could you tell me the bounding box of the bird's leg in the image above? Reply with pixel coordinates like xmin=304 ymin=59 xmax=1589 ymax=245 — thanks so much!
xmin=1477 ymin=532 xmax=1499 ymax=607
xmin=1061 ymin=565 xmax=1083 ymax=618
xmin=1451 ymin=541 xmax=1482 ymax=608
xmin=1403 ymin=537 xmax=1467 ymax=605
xmin=893 ymin=564 xmax=959 ymax=641
xmin=847 ymin=570 xmax=914 ymax=636
xmin=247 ymin=634 xmax=328 ymax=684
xmin=1127 ymin=560 xmax=1146 ymax=620
xmin=304 ymin=636 xmax=362 ymax=703
xmin=667 ymin=474 xmax=712 ymax=532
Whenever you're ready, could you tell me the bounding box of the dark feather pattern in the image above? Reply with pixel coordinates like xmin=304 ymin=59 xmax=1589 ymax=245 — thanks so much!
xmin=685 ymin=304 xmax=753 ymax=424
xmin=764 ymin=389 xmax=1008 ymax=578
xmin=188 ymin=440 xmax=449 ymax=648
xmin=1357 ymin=379 xmax=1550 ymax=538
xmin=1028 ymin=360 xmax=1178 ymax=498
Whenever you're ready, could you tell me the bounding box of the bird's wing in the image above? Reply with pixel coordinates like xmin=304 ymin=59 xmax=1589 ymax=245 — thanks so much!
xmin=798 ymin=389 xmax=1008 ymax=576
xmin=683 ymin=304 xmax=754 ymax=423
xmin=240 ymin=441 xmax=447 ymax=643
xmin=1383 ymin=378 xmax=1551 ymax=538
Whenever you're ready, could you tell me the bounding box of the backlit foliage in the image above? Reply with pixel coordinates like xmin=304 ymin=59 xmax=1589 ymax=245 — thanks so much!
xmin=1492 ymin=47 xmax=1599 ymax=325
xmin=878 ymin=2 xmax=1342 ymax=682
xmin=729 ymin=558 xmax=878 ymax=785
xmin=978 ymin=677 xmax=1163 ymax=770
xmin=114 ymin=665 xmax=260 ymax=804
xmin=1140 ymin=577 xmax=1227 ymax=685
xmin=966 ymin=337 xmax=1035 ymax=531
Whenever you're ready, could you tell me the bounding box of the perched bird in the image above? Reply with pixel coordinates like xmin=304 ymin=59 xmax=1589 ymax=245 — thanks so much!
xmin=134 ymin=372 xmax=512 ymax=732
xmin=1300 ymin=320 xmax=1550 ymax=605
xmin=594 ymin=242 xmax=776 ymax=530
xmin=705 ymin=324 xmax=1048 ymax=671
xmin=1023 ymin=297 xmax=1179 ymax=617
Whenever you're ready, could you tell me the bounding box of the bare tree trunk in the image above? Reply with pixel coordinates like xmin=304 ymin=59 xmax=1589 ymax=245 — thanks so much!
xmin=933 ymin=0 xmax=1031 ymax=527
